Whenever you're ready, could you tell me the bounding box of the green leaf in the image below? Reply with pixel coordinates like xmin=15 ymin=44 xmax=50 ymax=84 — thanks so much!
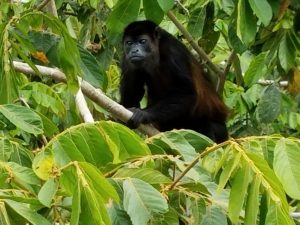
xmin=0 ymin=104 xmax=43 ymax=135
xmin=143 ymin=0 xmax=164 ymax=24
xmin=247 ymin=153 xmax=289 ymax=212
xmin=244 ymin=176 xmax=261 ymax=225
xmin=157 ymin=0 xmax=174 ymax=12
xmin=147 ymin=130 xmax=212 ymax=162
xmin=70 ymin=181 xmax=81 ymax=225
xmin=21 ymin=82 xmax=65 ymax=117
xmin=123 ymin=178 xmax=168 ymax=225
xmin=187 ymin=7 xmax=206 ymax=39
xmin=79 ymin=46 xmax=107 ymax=89
xmin=274 ymin=139 xmax=300 ymax=199
xmin=0 ymin=202 xmax=10 ymax=225
xmin=79 ymin=162 xmax=119 ymax=202
xmin=38 ymin=178 xmax=58 ymax=207
xmin=218 ymin=151 xmax=242 ymax=192
xmin=248 ymin=0 xmax=272 ymax=26
xmin=256 ymin=85 xmax=281 ymax=123
xmin=113 ymin=168 xmax=172 ymax=184
xmin=35 ymin=111 xmax=59 ymax=137
xmin=278 ymin=31 xmax=297 ymax=72
xmin=39 ymin=121 xmax=150 ymax=168
xmin=244 ymin=52 xmax=267 ymax=87
xmin=237 ymin=0 xmax=257 ymax=45
xmin=4 ymin=199 xmax=51 ymax=225
xmin=201 ymin=205 xmax=227 ymax=225
xmin=228 ymin=23 xmax=247 ymax=54
xmin=107 ymin=0 xmax=141 ymax=33
xmin=265 ymin=201 xmax=294 ymax=225
xmin=0 ymin=138 xmax=13 ymax=161
xmin=8 ymin=162 xmax=40 ymax=185
xmin=228 ymin=166 xmax=251 ymax=224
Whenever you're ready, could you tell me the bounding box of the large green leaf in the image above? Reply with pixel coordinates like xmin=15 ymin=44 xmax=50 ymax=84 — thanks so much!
xmin=21 ymin=82 xmax=65 ymax=117
xmin=244 ymin=176 xmax=261 ymax=225
xmin=147 ymin=130 xmax=212 ymax=162
xmin=34 ymin=121 xmax=150 ymax=169
xmin=4 ymin=199 xmax=51 ymax=225
xmin=143 ymin=0 xmax=164 ymax=24
xmin=123 ymin=178 xmax=168 ymax=225
xmin=157 ymin=0 xmax=174 ymax=12
xmin=79 ymin=46 xmax=107 ymax=89
xmin=107 ymin=0 xmax=141 ymax=33
xmin=217 ymin=151 xmax=242 ymax=192
xmin=187 ymin=7 xmax=206 ymax=39
xmin=113 ymin=168 xmax=172 ymax=184
xmin=244 ymin=52 xmax=267 ymax=87
xmin=237 ymin=0 xmax=257 ymax=45
xmin=278 ymin=31 xmax=297 ymax=72
xmin=247 ymin=153 xmax=289 ymax=212
xmin=228 ymin=165 xmax=251 ymax=224
xmin=248 ymin=0 xmax=272 ymax=26
xmin=201 ymin=205 xmax=227 ymax=225
xmin=256 ymin=85 xmax=281 ymax=123
xmin=274 ymin=139 xmax=300 ymax=199
xmin=38 ymin=178 xmax=58 ymax=207
xmin=0 ymin=104 xmax=43 ymax=135
xmin=265 ymin=201 xmax=294 ymax=225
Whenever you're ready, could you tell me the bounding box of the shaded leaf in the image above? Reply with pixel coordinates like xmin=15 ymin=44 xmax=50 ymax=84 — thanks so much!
xmin=256 ymin=85 xmax=281 ymax=123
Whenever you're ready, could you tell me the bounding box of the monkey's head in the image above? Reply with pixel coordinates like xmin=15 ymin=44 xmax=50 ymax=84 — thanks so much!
xmin=122 ymin=20 xmax=160 ymax=67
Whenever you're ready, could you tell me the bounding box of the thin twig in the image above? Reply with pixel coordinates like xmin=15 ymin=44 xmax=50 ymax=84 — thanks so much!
xmin=168 ymin=140 xmax=230 ymax=190
xmin=217 ymin=51 xmax=236 ymax=95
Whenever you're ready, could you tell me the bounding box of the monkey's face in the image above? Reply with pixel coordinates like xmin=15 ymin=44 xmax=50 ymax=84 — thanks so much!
xmin=123 ymin=34 xmax=157 ymax=66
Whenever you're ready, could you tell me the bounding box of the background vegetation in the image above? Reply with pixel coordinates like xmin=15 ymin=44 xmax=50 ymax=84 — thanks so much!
xmin=0 ymin=0 xmax=300 ymax=224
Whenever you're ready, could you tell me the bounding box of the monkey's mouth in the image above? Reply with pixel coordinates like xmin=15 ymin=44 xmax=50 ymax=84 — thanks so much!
xmin=130 ymin=55 xmax=144 ymax=62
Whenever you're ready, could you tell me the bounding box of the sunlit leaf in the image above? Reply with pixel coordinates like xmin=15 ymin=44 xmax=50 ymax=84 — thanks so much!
xmin=228 ymin=165 xmax=251 ymax=224
xmin=38 ymin=178 xmax=58 ymax=207
xmin=0 ymin=104 xmax=43 ymax=135
xmin=274 ymin=139 xmax=300 ymax=199
xmin=4 ymin=200 xmax=51 ymax=225
xmin=248 ymin=0 xmax=272 ymax=26
xmin=123 ymin=178 xmax=168 ymax=225
xmin=244 ymin=52 xmax=267 ymax=87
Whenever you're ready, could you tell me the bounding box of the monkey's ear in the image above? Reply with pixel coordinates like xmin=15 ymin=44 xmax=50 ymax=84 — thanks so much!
xmin=154 ymin=27 xmax=162 ymax=39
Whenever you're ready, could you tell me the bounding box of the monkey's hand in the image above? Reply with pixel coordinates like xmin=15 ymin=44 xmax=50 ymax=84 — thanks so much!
xmin=127 ymin=108 xmax=150 ymax=129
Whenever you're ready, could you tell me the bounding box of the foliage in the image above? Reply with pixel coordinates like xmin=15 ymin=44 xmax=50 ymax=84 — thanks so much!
xmin=0 ymin=0 xmax=300 ymax=224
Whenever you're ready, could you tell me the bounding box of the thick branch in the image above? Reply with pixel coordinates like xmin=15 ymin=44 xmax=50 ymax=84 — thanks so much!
xmin=13 ymin=61 xmax=159 ymax=136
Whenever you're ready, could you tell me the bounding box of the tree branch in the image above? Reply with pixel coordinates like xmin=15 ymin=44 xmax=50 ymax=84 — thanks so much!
xmin=166 ymin=11 xmax=223 ymax=77
xmin=13 ymin=61 xmax=159 ymax=137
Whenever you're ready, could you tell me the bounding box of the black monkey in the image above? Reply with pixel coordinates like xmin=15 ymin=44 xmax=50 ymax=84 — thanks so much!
xmin=120 ymin=20 xmax=228 ymax=143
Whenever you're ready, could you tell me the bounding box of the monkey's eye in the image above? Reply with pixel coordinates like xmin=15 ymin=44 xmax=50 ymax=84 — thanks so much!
xmin=126 ymin=41 xmax=133 ymax=46
xmin=139 ymin=39 xmax=147 ymax=44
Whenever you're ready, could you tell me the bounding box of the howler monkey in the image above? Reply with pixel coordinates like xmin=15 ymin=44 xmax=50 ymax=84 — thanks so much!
xmin=120 ymin=20 xmax=228 ymax=143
